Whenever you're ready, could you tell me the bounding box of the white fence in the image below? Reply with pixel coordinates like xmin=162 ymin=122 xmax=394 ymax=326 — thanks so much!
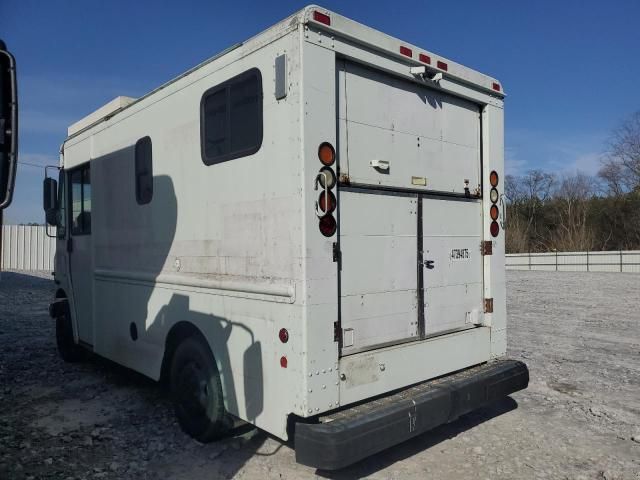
xmin=506 ymin=250 xmax=640 ymax=273
xmin=1 ymin=225 xmax=56 ymax=271
xmin=3 ymin=225 xmax=640 ymax=274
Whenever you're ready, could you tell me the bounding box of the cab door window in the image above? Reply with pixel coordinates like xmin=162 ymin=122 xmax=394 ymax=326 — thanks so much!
xmin=57 ymin=169 xmax=67 ymax=238
xmin=70 ymin=164 xmax=91 ymax=235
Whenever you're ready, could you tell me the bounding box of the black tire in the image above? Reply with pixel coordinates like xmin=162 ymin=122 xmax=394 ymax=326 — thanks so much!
xmin=55 ymin=309 xmax=86 ymax=363
xmin=169 ymin=336 xmax=229 ymax=442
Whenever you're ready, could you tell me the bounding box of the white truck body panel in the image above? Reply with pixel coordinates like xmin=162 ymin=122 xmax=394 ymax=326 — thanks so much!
xmin=53 ymin=5 xmax=506 ymax=441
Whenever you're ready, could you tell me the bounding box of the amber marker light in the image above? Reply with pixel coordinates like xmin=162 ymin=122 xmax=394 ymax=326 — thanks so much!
xmin=490 ymin=170 xmax=499 ymax=187
xmin=490 ymin=204 xmax=499 ymax=221
xmin=318 ymin=142 xmax=335 ymax=166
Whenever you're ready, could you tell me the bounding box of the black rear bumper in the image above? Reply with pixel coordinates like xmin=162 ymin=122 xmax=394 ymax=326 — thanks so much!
xmin=295 ymin=359 xmax=528 ymax=470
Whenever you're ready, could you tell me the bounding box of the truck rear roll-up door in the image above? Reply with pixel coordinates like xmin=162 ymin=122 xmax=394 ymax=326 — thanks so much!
xmin=338 ymin=60 xmax=481 ymax=194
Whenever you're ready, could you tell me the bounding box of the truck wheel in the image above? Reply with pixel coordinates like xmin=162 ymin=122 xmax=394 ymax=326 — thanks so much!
xmin=55 ymin=311 xmax=86 ymax=362
xmin=169 ymin=336 xmax=229 ymax=442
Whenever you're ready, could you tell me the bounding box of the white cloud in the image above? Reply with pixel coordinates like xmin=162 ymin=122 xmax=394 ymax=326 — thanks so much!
xmin=505 ymin=128 xmax=606 ymax=177
xmin=505 ymin=146 xmax=528 ymax=176
xmin=565 ymin=152 xmax=602 ymax=175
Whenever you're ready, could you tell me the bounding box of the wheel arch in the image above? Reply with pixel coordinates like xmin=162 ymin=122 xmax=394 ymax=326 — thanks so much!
xmin=160 ymin=321 xmax=210 ymax=385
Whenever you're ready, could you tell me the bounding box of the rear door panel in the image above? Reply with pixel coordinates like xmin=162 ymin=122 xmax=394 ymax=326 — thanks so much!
xmin=339 ymin=191 xmax=418 ymax=354
xmin=422 ymin=199 xmax=484 ymax=335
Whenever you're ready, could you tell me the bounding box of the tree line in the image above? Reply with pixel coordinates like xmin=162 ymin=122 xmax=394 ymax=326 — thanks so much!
xmin=505 ymin=111 xmax=640 ymax=253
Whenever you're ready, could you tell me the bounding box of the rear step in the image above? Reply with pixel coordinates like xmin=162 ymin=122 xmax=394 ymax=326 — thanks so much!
xmin=295 ymin=359 xmax=529 ymax=470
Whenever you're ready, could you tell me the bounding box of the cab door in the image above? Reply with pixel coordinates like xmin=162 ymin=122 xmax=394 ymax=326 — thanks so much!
xmin=67 ymin=163 xmax=94 ymax=345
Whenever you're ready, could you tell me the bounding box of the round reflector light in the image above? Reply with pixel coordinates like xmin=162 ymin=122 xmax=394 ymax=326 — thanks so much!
xmin=318 ymin=166 xmax=336 ymax=189
xmin=279 ymin=328 xmax=289 ymax=343
xmin=318 ymin=142 xmax=335 ymax=166
xmin=490 ymin=170 xmax=499 ymax=187
xmin=319 ymin=214 xmax=337 ymax=237
xmin=490 ymin=188 xmax=499 ymax=204
xmin=280 ymin=356 xmax=288 ymax=368
xmin=318 ymin=190 xmax=337 ymax=214
xmin=490 ymin=205 xmax=499 ymax=221
xmin=490 ymin=221 xmax=500 ymax=237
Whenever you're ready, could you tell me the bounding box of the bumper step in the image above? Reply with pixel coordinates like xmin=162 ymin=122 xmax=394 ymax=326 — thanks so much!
xmin=295 ymin=359 xmax=529 ymax=470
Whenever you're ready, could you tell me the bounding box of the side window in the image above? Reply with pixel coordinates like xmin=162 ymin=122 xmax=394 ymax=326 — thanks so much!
xmin=135 ymin=136 xmax=153 ymax=205
xmin=70 ymin=164 xmax=91 ymax=235
xmin=201 ymin=68 xmax=262 ymax=165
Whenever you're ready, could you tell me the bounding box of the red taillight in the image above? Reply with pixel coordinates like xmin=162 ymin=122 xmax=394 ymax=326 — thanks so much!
xmin=313 ymin=11 xmax=331 ymax=26
xmin=419 ymin=53 xmax=431 ymax=64
xmin=436 ymin=60 xmax=448 ymax=71
xmin=280 ymin=356 xmax=288 ymax=368
xmin=490 ymin=205 xmax=499 ymax=221
xmin=319 ymin=215 xmax=337 ymax=237
xmin=279 ymin=328 xmax=289 ymax=343
xmin=492 ymin=82 xmax=501 ymax=92
xmin=489 ymin=170 xmax=499 ymax=187
xmin=490 ymin=221 xmax=500 ymax=237
xmin=400 ymin=46 xmax=413 ymax=58
xmin=318 ymin=142 xmax=335 ymax=166
xmin=318 ymin=190 xmax=337 ymax=214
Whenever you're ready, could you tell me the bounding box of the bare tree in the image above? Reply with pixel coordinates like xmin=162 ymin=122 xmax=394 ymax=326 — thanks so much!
xmin=504 ymin=170 xmax=557 ymax=251
xmin=599 ymin=110 xmax=640 ymax=194
xmin=551 ymin=172 xmax=596 ymax=251
xmin=522 ymin=170 xmax=556 ymax=204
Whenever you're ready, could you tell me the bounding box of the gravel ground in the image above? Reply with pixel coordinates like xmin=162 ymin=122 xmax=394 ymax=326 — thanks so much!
xmin=0 ymin=270 xmax=639 ymax=479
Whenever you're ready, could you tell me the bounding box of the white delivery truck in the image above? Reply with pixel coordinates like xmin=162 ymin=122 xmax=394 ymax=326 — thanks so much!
xmin=43 ymin=6 xmax=528 ymax=469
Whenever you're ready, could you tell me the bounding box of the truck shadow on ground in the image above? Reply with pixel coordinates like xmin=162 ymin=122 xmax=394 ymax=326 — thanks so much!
xmin=75 ymin=351 xmax=269 ymax=478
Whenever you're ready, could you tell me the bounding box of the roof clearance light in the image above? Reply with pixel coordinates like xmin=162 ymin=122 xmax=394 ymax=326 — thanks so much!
xmin=419 ymin=53 xmax=431 ymax=65
xmin=436 ymin=60 xmax=448 ymax=71
xmin=492 ymin=82 xmax=501 ymax=92
xmin=313 ymin=11 xmax=331 ymax=26
xmin=400 ymin=46 xmax=413 ymax=58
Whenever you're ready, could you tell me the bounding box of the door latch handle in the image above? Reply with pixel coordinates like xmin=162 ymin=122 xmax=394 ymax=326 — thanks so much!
xmin=424 ymin=260 xmax=435 ymax=269
xmin=369 ymin=159 xmax=389 ymax=170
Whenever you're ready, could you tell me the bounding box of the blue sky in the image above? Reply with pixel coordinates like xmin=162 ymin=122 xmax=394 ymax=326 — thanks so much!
xmin=1 ymin=0 xmax=639 ymax=223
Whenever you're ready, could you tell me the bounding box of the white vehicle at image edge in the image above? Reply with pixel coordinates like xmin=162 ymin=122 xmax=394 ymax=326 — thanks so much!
xmin=42 ymin=5 xmax=528 ymax=470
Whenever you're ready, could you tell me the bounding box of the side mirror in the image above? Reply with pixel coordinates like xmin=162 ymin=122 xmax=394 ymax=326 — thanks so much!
xmin=43 ymin=177 xmax=59 ymax=226
xmin=0 ymin=40 xmax=18 ymax=210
